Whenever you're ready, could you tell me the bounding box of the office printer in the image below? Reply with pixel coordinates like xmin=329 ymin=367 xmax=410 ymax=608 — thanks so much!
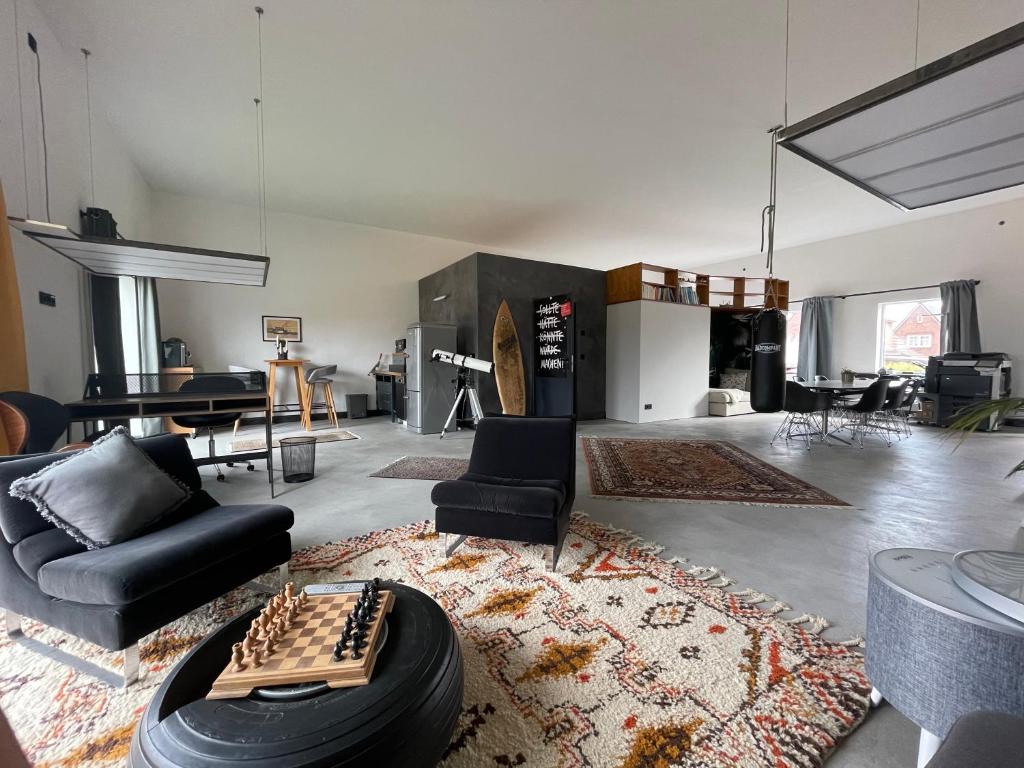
xmin=923 ymin=352 xmax=1012 ymax=430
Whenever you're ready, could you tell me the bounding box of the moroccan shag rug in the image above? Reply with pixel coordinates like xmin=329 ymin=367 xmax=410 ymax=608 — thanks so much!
xmin=0 ymin=515 xmax=869 ymax=767
xmin=370 ymin=456 xmax=470 ymax=481
xmin=230 ymin=429 xmax=360 ymax=452
xmin=583 ymin=437 xmax=850 ymax=507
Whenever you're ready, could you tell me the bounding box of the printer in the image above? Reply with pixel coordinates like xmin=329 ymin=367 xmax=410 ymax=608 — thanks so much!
xmin=923 ymin=352 xmax=1012 ymax=430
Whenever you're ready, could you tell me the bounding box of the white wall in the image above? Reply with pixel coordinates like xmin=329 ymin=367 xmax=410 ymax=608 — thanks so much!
xmin=1 ymin=0 xmax=153 ymax=402
xmin=150 ymin=191 xmax=484 ymax=409
xmin=707 ymin=198 xmax=1024 ymax=394
xmin=606 ymin=301 xmax=710 ymax=423
xmin=605 ymin=302 xmax=642 ymax=423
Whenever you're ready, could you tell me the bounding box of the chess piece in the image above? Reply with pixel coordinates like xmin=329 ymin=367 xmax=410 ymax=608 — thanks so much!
xmin=242 ymin=636 xmax=254 ymax=656
xmin=231 ymin=643 xmax=246 ymax=672
xmin=284 ymin=582 xmax=294 ymax=600
xmin=350 ymin=646 xmax=363 ymax=660
xmin=298 ymin=588 xmax=308 ymax=606
xmin=258 ymin=613 xmax=271 ymax=639
xmin=263 ymin=638 xmax=275 ymax=657
xmin=252 ymin=647 xmax=263 ymax=667
xmin=372 ymin=577 xmax=381 ymax=589
xmin=332 ymin=640 xmax=346 ymax=662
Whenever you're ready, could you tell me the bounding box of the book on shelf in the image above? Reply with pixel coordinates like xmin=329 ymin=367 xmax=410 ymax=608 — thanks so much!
xmin=641 ymin=282 xmax=702 ymax=305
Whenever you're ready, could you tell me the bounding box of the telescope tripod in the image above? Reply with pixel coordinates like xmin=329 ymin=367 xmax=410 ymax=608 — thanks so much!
xmin=441 ymin=368 xmax=485 ymax=439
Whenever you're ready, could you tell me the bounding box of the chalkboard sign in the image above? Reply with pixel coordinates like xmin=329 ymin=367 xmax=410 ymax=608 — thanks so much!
xmin=534 ymin=295 xmax=572 ymax=378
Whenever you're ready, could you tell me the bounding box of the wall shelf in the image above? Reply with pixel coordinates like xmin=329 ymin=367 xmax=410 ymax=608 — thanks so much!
xmin=606 ymin=263 xmax=788 ymax=310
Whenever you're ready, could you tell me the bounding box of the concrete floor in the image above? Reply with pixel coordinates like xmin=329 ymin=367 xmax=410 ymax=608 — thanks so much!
xmin=195 ymin=412 xmax=1024 ymax=768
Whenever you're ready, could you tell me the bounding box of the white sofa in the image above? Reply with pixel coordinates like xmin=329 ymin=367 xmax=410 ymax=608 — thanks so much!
xmin=708 ymin=388 xmax=755 ymax=417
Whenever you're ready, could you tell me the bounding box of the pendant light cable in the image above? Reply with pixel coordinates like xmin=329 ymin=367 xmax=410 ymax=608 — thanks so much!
xmin=254 ymin=6 xmax=269 ymax=260
xmin=13 ymin=0 xmax=31 ymax=218
xmin=82 ymin=48 xmax=96 ymax=207
xmin=914 ymin=0 xmax=921 ymax=68
xmin=28 ymin=32 xmax=51 ymax=222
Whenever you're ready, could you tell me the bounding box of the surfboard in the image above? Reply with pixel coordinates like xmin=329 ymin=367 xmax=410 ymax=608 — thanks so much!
xmin=492 ymin=299 xmax=526 ymax=415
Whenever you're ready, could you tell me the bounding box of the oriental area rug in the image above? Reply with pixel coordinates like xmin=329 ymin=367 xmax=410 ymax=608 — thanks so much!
xmin=0 ymin=515 xmax=868 ymax=767
xmin=583 ymin=437 xmax=850 ymax=507
xmin=370 ymin=455 xmax=470 ymax=481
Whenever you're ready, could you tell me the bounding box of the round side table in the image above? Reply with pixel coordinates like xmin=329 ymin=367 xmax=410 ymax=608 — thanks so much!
xmin=866 ymin=548 xmax=1024 ymax=768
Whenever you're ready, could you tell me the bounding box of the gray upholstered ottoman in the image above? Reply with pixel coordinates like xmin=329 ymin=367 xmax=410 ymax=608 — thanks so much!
xmin=866 ymin=549 xmax=1024 ymax=768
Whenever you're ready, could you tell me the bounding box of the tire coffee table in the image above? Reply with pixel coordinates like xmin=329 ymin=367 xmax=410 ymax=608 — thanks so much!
xmin=130 ymin=582 xmax=463 ymax=768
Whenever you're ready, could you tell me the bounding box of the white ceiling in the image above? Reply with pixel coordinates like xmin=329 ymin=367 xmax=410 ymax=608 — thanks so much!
xmin=36 ymin=0 xmax=1024 ymax=268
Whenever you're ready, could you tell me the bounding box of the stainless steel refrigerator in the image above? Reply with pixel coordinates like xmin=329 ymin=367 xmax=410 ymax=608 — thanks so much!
xmin=405 ymin=322 xmax=457 ymax=435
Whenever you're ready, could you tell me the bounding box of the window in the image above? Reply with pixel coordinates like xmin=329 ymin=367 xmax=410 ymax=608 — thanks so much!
xmin=905 ymin=334 xmax=932 ymax=348
xmin=784 ymin=307 xmax=802 ymax=374
xmin=876 ymin=298 xmax=941 ymax=373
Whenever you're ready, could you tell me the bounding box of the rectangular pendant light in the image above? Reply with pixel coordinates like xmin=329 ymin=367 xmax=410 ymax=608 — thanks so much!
xmin=10 ymin=222 xmax=269 ymax=286
xmin=778 ymin=22 xmax=1024 ymax=210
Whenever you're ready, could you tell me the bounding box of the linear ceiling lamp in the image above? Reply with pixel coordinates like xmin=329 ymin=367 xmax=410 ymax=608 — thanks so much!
xmin=19 ymin=231 xmax=269 ymax=286
xmin=6 ymin=27 xmax=271 ymax=287
xmin=778 ymin=21 xmax=1024 ymax=210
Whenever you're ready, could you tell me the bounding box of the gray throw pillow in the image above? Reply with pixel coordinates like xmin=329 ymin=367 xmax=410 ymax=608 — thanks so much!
xmin=8 ymin=427 xmax=192 ymax=549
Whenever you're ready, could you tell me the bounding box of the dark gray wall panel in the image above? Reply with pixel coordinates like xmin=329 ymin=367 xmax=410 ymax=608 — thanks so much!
xmin=419 ymin=252 xmax=606 ymax=419
xmin=417 ymin=253 xmax=479 ymax=355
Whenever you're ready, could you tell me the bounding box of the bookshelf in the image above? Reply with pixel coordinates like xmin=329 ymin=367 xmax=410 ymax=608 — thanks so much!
xmin=606 ymin=263 xmax=709 ymax=307
xmin=605 ymin=263 xmax=787 ymax=310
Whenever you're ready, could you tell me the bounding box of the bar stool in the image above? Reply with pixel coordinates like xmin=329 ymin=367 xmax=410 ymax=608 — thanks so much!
xmin=302 ymin=364 xmax=338 ymax=430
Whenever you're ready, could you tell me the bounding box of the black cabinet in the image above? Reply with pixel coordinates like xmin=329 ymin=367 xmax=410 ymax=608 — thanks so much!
xmin=375 ymin=375 xmax=406 ymax=422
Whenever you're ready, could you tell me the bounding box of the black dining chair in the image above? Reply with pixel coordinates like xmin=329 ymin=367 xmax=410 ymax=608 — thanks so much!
xmin=834 ymin=379 xmax=893 ymax=448
xmin=172 ymin=376 xmax=254 ymax=481
xmin=771 ymin=381 xmax=833 ymax=450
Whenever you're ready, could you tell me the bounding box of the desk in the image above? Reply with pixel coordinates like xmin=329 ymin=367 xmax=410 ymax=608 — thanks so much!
xmin=265 ymin=359 xmax=308 ymax=425
xmin=66 ymin=391 xmax=276 ymax=497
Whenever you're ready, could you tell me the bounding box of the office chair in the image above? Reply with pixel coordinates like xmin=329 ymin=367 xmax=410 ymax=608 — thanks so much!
xmin=172 ymin=376 xmax=253 ymax=481
xmin=0 ymin=392 xmax=70 ymax=454
xmin=0 ymin=402 xmax=28 ymax=456
xmin=228 ymin=364 xmax=259 ymax=436
xmin=834 ymin=379 xmax=893 ymax=448
xmin=771 ymin=381 xmax=832 ymax=450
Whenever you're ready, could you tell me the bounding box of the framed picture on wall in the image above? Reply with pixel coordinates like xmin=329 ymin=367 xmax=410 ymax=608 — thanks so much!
xmin=262 ymin=315 xmax=303 ymax=342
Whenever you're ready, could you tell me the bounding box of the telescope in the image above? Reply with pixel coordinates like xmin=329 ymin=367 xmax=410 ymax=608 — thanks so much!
xmin=431 ymin=349 xmax=494 ymax=375
xmin=430 ymin=350 xmax=491 ymax=438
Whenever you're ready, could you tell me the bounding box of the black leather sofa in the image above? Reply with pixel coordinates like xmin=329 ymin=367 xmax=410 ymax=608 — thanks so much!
xmin=0 ymin=434 xmax=293 ymax=685
xmin=431 ymin=416 xmax=576 ymax=571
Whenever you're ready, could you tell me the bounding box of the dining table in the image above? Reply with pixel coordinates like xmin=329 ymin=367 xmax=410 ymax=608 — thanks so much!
xmin=806 ymin=378 xmax=875 ymax=444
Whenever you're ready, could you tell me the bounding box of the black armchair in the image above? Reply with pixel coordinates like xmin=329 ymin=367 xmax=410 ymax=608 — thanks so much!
xmin=0 ymin=434 xmax=293 ymax=687
xmin=431 ymin=416 xmax=576 ymax=571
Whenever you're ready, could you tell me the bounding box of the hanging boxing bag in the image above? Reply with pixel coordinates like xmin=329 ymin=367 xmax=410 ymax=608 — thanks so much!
xmin=750 ymin=308 xmax=787 ymax=412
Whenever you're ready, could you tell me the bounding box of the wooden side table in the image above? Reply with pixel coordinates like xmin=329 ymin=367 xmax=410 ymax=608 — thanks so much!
xmin=265 ymin=359 xmax=308 ymax=424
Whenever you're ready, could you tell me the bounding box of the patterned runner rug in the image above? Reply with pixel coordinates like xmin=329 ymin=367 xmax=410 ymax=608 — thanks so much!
xmin=370 ymin=456 xmax=469 ymax=481
xmin=0 ymin=515 xmax=868 ymax=767
xmin=583 ymin=437 xmax=850 ymax=507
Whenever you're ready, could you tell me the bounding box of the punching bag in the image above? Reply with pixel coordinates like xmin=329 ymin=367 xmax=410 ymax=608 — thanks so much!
xmin=750 ymin=308 xmax=786 ymax=412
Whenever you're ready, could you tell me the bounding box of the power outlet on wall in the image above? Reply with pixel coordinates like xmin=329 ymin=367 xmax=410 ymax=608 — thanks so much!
xmin=38 ymin=291 xmax=56 ymax=307
xmin=644 ymin=403 xmax=653 ymax=410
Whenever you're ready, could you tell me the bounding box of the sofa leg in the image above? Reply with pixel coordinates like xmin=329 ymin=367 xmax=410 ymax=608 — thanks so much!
xmin=5 ymin=610 xmax=22 ymax=638
xmin=122 ymin=644 xmax=140 ymax=688
xmin=444 ymin=534 xmax=466 ymax=557
xmin=547 ymin=541 xmax=563 ymax=572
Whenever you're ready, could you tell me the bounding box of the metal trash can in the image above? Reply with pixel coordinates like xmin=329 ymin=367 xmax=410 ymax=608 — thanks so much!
xmin=279 ymin=436 xmax=316 ymax=483
xmin=346 ymin=393 xmax=369 ymax=419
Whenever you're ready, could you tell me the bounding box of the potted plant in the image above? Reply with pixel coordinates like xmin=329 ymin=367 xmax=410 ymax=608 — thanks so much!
xmin=949 ymin=397 xmax=1024 ymax=477
xmin=841 ymin=368 xmax=855 ymax=386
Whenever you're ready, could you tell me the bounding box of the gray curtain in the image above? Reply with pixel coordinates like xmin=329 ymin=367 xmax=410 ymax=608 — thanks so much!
xmin=135 ymin=278 xmax=163 ymax=436
xmin=797 ymin=296 xmax=834 ymax=381
xmin=940 ymin=280 xmax=981 ymax=354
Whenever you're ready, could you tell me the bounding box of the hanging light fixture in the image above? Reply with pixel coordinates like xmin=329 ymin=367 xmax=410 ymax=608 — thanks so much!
xmin=778 ymin=21 xmax=1024 ymax=210
xmin=7 ymin=23 xmax=271 ymax=286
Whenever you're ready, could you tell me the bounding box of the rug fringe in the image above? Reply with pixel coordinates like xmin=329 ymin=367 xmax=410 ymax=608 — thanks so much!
xmin=572 ymin=510 xmax=861 ymax=651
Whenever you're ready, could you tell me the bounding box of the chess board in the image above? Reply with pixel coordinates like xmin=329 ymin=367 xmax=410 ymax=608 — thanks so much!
xmin=207 ymin=588 xmax=395 ymax=700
